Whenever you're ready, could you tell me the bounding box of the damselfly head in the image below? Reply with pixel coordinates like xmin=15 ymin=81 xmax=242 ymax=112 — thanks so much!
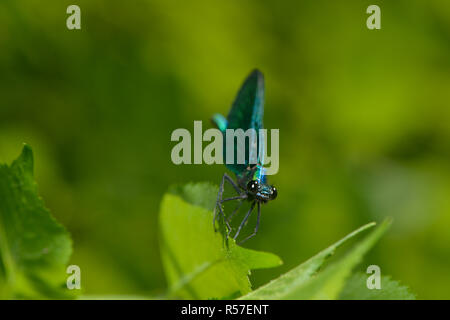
xmin=246 ymin=180 xmax=277 ymax=202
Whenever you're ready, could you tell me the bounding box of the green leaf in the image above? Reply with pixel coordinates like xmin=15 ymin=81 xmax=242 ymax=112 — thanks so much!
xmin=0 ymin=145 xmax=73 ymax=299
xmin=159 ymin=182 xmax=282 ymax=299
xmin=240 ymin=220 xmax=391 ymax=299
xmin=339 ymin=272 xmax=416 ymax=300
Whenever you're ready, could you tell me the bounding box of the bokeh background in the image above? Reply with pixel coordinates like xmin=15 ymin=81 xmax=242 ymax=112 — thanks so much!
xmin=0 ymin=0 xmax=449 ymax=299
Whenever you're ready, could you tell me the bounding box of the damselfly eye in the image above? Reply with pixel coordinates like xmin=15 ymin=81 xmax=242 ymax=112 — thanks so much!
xmin=270 ymin=186 xmax=278 ymax=200
xmin=247 ymin=180 xmax=259 ymax=193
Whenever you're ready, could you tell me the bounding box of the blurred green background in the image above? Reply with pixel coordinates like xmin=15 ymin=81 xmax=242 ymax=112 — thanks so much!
xmin=0 ymin=0 xmax=449 ymax=299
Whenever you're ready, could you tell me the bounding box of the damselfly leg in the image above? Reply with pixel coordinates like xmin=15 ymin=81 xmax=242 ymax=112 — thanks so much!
xmin=237 ymin=202 xmax=261 ymax=244
xmin=213 ymin=173 xmax=247 ymax=235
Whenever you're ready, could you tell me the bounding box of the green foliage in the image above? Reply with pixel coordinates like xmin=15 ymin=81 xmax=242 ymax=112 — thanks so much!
xmin=1 ymin=0 xmax=449 ymax=298
xmin=339 ymin=273 xmax=416 ymax=300
xmin=0 ymin=146 xmax=416 ymax=300
xmin=0 ymin=145 xmax=73 ymax=299
xmin=239 ymin=222 xmax=375 ymax=299
xmin=159 ymin=183 xmax=282 ymax=299
xmin=160 ymin=183 xmax=415 ymax=300
xmin=239 ymin=221 xmax=392 ymax=299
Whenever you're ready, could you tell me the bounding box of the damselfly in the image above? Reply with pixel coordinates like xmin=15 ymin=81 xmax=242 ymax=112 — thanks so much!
xmin=212 ymin=69 xmax=277 ymax=244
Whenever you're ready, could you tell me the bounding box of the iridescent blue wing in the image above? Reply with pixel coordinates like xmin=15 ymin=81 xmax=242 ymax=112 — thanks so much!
xmin=223 ymin=69 xmax=265 ymax=175
xmin=226 ymin=69 xmax=264 ymax=132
